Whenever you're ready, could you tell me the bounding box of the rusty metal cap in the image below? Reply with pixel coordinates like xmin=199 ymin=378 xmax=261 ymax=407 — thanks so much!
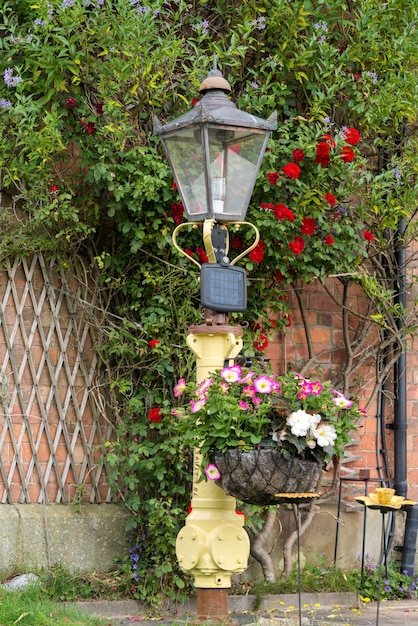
xmin=199 ymin=69 xmax=231 ymax=93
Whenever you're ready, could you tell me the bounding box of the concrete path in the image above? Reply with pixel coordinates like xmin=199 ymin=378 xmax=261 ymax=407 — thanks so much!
xmin=76 ymin=595 xmax=418 ymax=625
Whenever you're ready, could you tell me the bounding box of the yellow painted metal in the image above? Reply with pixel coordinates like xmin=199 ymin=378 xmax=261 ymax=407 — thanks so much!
xmin=175 ymin=329 xmax=250 ymax=588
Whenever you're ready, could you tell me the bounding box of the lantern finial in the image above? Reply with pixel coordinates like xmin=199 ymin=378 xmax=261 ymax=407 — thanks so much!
xmin=199 ymin=57 xmax=231 ymax=94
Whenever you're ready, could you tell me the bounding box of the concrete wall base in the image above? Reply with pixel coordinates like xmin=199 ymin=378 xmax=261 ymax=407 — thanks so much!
xmin=0 ymin=503 xmax=130 ymax=574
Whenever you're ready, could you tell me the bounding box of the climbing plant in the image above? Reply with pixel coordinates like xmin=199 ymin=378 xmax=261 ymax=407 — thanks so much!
xmin=1 ymin=0 xmax=418 ymax=602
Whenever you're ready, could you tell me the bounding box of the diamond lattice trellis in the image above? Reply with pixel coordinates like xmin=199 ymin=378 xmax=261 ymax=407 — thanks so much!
xmin=0 ymin=253 xmax=116 ymax=504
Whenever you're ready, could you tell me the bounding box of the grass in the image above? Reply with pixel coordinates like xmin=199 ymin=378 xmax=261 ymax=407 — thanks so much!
xmin=233 ymin=563 xmax=359 ymax=599
xmin=0 ymin=584 xmax=113 ymax=626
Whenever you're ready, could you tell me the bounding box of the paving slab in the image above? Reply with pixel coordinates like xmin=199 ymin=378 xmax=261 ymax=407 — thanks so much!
xmin=75 ymin=595 xmax=418 ymax=626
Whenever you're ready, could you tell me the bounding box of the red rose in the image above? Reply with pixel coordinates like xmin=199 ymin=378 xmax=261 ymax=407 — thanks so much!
xmin=282 ymin=163 xmax=301 ymax=179
xmin=260 ymin=202 xmax=274 ymax=210
xmin=191 ymin=98 xmax=199 ymax=106
xmin=50 ymin=185 xmax=58 ymax=193
xmin=184 ymin=248 xmax=194 ymax=258
xmin=95 ymin=102 xmax=104 ymax=114
xmin=149 ymin=339 xmax=160 ymax=348
xmin=81 ymin=121 xmax=95 ymax=134
xmin=292 ymin=149 xmax=305 ymax=162
xmin=315 ymin=142 xmax=331 ymax=167
xmin=275 ymin=270 xmax=285 ymax=283
xmin=196 ymin=247 xmax=209 ymax=263
xmin=324 ymin=133 xmax=336 ymax=148
xmin=324 ymin=192 xmax=337 ymax=206
xmin=249 ymin=241 xmax=266 ymax=263
xmin=340 ymin=146 xmax=355 ymax=162
xmin=230 ymin=235 xmax=244 ymax=250
xmin=344 ymin=127 xmax=361 ymax=146
xmin=300 ymin=217 xmax=316 ymax=236
xmin=172 ymin=181 xmax=178 ymax=190
xmin=148 ymin=408 xmax=162 ymax=423
xmin=253 ymin=332 xmax=268 ymax=351
xmin=170 ymin=201 xmax=184 ymax=224
xmin=65 ymin=97 xmax=77 ymax=109
xmin=266 ymin=171 xmax=280 ymax=185
xmin=273 ymin=203 xmax=295 ymax=221
xmin=363 ymin=230 xmax=374 ymax=242
xmin=289 ymin=236 xmax=305 ymax=255
xmin=325 ymin=235 xmax=335 ymax=245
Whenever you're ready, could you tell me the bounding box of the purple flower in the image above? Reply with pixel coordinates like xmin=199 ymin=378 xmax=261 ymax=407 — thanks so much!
xmin=61 ymin=0 xmax=74 ymax=7
xmin=0 ymin=99 xmax=11 ymax=109
xmin=3 ymin=68 xmax=22 ymax=87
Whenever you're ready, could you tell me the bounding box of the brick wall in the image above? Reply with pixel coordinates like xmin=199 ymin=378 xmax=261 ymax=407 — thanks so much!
xmin=265 ymin=269 xmax=418 ymax=501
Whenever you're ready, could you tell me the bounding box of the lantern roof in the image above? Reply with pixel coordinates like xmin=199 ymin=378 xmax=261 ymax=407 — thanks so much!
xmin=153 ymin=61 xmax=277 ymax=136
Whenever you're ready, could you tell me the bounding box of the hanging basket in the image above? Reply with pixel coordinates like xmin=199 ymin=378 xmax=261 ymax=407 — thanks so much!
xmin=212 ymin=448 xmax=322 ymax=505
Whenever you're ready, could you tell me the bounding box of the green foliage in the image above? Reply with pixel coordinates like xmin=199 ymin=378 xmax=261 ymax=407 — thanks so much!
xmin=354 ymin=554 xmax=418 ymax=601
xmin=0 ymin=582 xmax=108 ymax=626
xmin=1 ymin=0 xmax=418 ymax=602
xmin=171 ymin=366 xmax=362 ymax=468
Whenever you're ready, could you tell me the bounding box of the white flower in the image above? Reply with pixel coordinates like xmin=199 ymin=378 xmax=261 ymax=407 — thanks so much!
xmin=287 ymin=409 xmax=321 ymax=437
xmin=314 ymin=423 xmax=337 ymax=447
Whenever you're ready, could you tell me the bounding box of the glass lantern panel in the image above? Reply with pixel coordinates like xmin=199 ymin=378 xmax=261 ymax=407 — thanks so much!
xmin=162 ymin=128 xmax=208 ymax=220
xmin=207 ymin=127 xmax=268 ymax=221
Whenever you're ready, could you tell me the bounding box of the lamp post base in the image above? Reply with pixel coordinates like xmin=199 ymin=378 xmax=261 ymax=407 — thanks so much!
xmin=194 ymin=588 xmax=238 ymax=626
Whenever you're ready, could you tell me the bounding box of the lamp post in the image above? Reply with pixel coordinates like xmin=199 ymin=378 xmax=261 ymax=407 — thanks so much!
xmin=154 ymin=58 xmax=276 ymax=624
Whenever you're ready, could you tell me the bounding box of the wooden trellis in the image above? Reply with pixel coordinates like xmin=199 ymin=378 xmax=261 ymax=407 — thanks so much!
xmin=0 ymin=253 xmax=116 ymax=504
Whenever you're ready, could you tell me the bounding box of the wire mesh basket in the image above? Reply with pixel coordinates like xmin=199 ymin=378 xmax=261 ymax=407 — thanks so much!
xmin=213 ymin=448 xmax=322 ymax=505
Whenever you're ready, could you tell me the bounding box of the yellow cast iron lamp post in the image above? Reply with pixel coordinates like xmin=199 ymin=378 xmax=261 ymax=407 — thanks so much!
xmin=154 ymin=58 xmax=277 ymax=624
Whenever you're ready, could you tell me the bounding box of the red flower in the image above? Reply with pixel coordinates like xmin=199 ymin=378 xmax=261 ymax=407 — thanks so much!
xmin=81 ymin=121 xmax=95 ymax=134
xmin=230 ymin=235 xmax=244 ymax=250
xmin=184 ymin=248 xmax=194 ymax=258
xmin=363 ymin=230 xmax=374 ymax=242
xmin=324 ymin=133 xmax=336 ymax=149
xmin=149 ymin=339 xmax=160 ymax=348
xmin=324 ymin=192 xmax=337 ymax=207
xmin=340 ymin=146 xmax=355 ymax=162
xmin=191 ymin=98 xmax=199 ymax=106
xmin=266 ymin=171 xmax=280 ymax=185
xmin=283 ymin=314 xmax=292 ymax=327
xmin=196 ymin=247 xmax=209 ymax=263
xmin=315 ymin=142 xmax=330 ymax=166
xmin=172 ymin=181 xmax=178 ymax=190
xmin=273 ymin=203 xmax=295 ymax=221
xmin=249 ymin=241 xmax=266 ymax=263
xmin=300 ymin=217 xmax=316 ymax=236
xmin=325 ymin=235 xmax=335 ymax=245
xmin=283 ymin=162 xmax=301 ymax=179
xmin=344 ymin=127 xmax=361 ymax=146
xmin=275 ymin=270 xmax=285 ymax=283
xmin=260 ymin=202 xmax=274 ymax=210
xmin=148 ymin=408 xmax=162 ymax=423
xmin=236 ymin=510 xmax=247 ymax=522
xmin=187 ymin=504 xmax=193 ymax=514
xmin=289 ymin=236 xmax=305 ymax=255
xmin=170 ymin=201 xmax=184 ymax=224
xmin=253 ymin=332 xmax=268 ymax=351
xmin=50 ymin=185 xmax=58 ymax=193
xmin=292 ymin=149 xmax=305 ymax=162
xmin=95 ymin=102 xmax=104 ymax=114
xmin=65 ymin=97 xmax=77 ymax=109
